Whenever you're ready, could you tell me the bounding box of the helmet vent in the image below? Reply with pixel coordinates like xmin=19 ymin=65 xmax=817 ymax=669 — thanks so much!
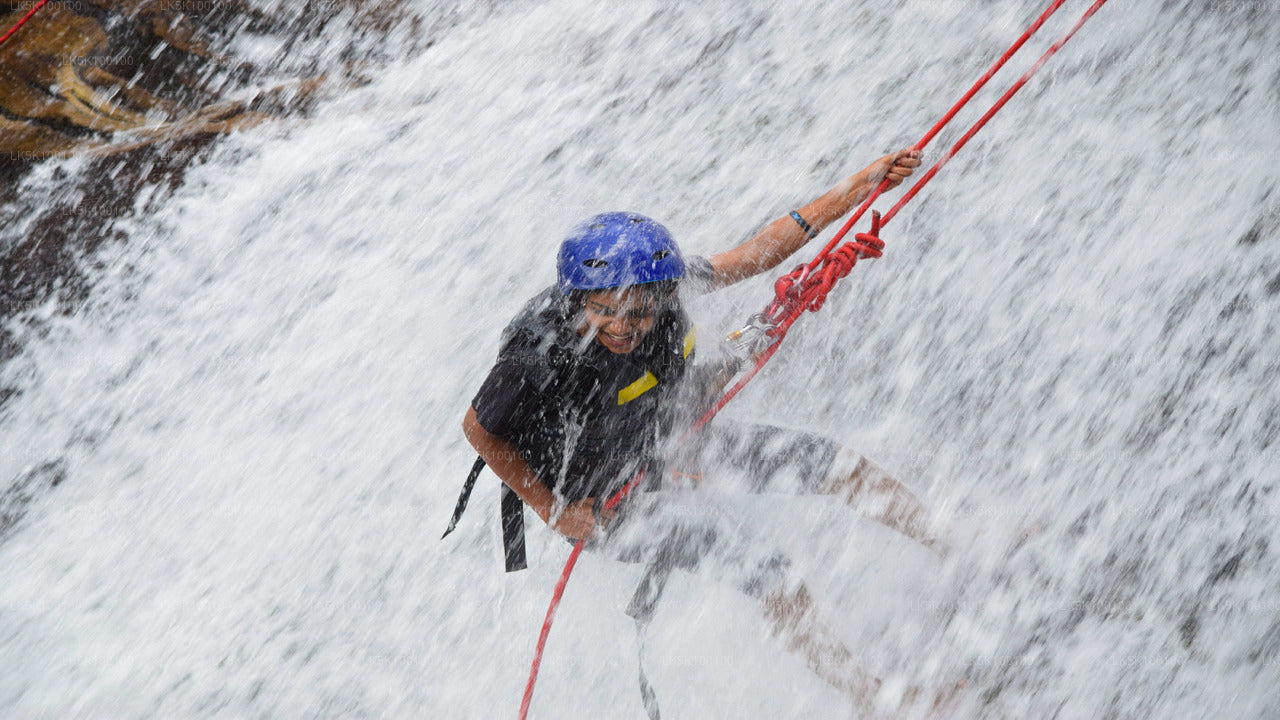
xmin=652 ymin=250 xmax=671 ymax=261
xmin=582 ymin=258 xmax=609 ymax=268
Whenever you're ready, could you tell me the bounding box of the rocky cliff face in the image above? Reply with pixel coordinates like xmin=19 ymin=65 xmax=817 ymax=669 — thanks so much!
xmin=2 ymin=0 xmax=300 ymax=158
xmin=0 ymin=0 xmax=428 ymax=362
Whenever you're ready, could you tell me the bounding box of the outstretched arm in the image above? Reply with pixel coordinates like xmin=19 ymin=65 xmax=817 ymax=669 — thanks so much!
xmin=707 ymin=149 xmax=921 ymax=290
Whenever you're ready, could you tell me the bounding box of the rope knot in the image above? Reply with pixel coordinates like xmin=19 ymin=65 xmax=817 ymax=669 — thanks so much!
xmin=803 ymin=211 xmax=884 ymax=312
xmin=767 ymin=263 xmax=809 ymax=321
xmin=852 ymin=209 xmax=884 ymax=259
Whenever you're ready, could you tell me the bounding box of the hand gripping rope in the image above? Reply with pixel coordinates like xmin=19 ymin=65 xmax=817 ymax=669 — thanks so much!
xmin=517 ymin=0 xmax=1112 ymax=716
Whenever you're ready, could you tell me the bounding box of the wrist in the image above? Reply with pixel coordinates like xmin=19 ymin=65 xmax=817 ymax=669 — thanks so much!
xmin=789 ymin=210 xmax=817 ymax=240
xmin=529 ymin=496 xmax=555 ymax=524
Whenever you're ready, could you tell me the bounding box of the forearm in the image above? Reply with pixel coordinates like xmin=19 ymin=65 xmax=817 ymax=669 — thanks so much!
xmin=706 ymin=150 xmax=919 ymax=290
xmin=463 ymin=406 xmax=614 ymax=539
xmin=462 ymin=405 xmax=555 ymax=522
xmin=796 ymin=165 xmax=879 ymax=233
xmin=707 ymin=167 xmax=878 ymax=289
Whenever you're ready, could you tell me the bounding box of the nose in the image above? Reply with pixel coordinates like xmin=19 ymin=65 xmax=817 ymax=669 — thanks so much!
xmin=605 ymin=315 xmax=637 ymax=336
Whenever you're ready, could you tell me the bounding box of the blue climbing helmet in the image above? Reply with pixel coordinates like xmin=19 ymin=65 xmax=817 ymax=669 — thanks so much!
xmin=556 ymin=212 xmax=685 ymax=295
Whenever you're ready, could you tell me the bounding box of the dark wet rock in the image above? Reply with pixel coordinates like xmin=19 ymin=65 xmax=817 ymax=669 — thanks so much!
xmin=0 ymin=0 xmax=447 ymax=394
xmin=0 ymin=1 xmax=318 ymax=358
xmin=1 ymin=142 xmax=207 ymax=368
xmin=1237 ymin=221 xmax=1263 ymax=246
xmin=2 ymin=1 xmax=277 ymax=158
xmin=1246 ymin=619 xmax=1280 ymax=666
xmin=1179 ymin=612 xmax=1198 ymax=648
xmin=0 ymin=0 xmax=438 ymax=158
xmin=1265 ymin=269 xmax=1280 ymax=297
xmin=0 ymin=1 xmax=463 ymax=543
xmin=0 ymin=460 xmax=66 ymax=540
xmin=1218 ymin=292 xmax=1251 ymax=319
xmin=1207 ymin=547 xmax=1244 ymax=586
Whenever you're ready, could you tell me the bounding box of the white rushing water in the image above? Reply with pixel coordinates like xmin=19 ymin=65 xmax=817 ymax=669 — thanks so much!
xmin=2 ymin=0 xmax=1279 ymax=717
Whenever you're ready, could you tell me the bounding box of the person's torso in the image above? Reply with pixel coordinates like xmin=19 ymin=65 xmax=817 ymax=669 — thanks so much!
xmin=501 ymin=289 xmax=695 ymax=500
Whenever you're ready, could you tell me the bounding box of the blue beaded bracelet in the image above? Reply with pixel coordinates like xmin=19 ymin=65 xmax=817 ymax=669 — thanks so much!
xmin=790 ymin=210 xmax=818 ymax=240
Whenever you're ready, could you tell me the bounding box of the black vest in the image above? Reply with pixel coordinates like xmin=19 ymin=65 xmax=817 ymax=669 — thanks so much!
xmin=444 ymin=288 xmax=696 ymax=570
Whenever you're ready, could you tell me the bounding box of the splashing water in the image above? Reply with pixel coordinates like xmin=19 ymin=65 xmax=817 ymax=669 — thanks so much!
xmin=2 ymin=1 xmax=1278 ymax=717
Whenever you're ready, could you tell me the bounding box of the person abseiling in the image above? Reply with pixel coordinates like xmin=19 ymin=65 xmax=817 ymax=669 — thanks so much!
xmin=458 ymin=148 xmax=962 ymax=715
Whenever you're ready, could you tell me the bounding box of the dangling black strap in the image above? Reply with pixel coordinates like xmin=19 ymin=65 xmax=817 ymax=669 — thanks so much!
xmin=626 ymin=557 xmax=674 ymax=624
xmin=500 ymin=483 xmax=527 ymax=572
xmin=442 ymin=456 xmax=487 ymax=539
xmin=627 ymin=556 xmax=673 ymax=719
xmin=443 ymin=455 xmax=529 ymax=572
xmin=635 ymin=620 xmax=662 ymax=720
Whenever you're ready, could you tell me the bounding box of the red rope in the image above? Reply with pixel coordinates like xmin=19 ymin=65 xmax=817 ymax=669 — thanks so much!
xmin=519 ymin=0 xmax=1112 ymax=714
xmin=797 ymin=0 xmax=1070 ymax=286
xmin=880 ymin=0 xmax=1111 ymax=226
xmin=519 ymin=543 xmax=583 ymax=719
xmin=695 ymin=0 xmax=1110 ymax=434
xmin=0 ymin=0 xmax=50 ymax=47
xmin=518 ymin=473 xmax=645 ymax=720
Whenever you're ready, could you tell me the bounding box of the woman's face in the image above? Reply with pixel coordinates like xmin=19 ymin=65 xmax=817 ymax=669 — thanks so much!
xmin=577 ymin=286 xmax=663 ymax=354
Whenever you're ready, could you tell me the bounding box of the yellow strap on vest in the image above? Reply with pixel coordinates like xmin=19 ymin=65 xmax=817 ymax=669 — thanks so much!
xmin=616 ymin=327 xmax=697 ymax=405
xmin=617 ymin=371 xmax=658 ymax=405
